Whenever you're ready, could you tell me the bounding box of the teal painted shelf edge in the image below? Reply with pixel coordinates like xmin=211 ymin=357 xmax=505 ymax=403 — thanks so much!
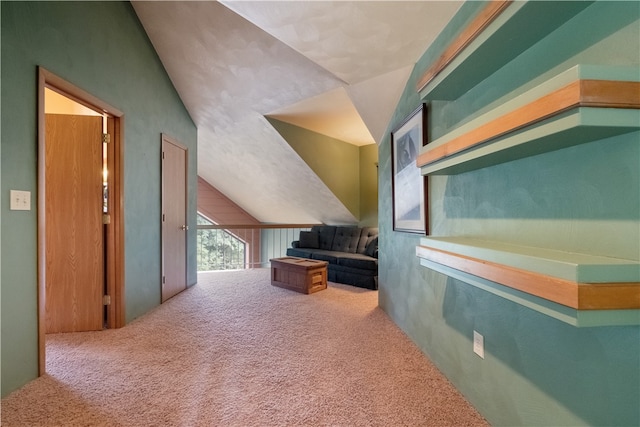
xmin=428 ymin=64 xmax=640 ymax=145
xmin=419 ymin=258 xmax=640 ymax=328
xmin=419 ymin=63 xmax=640 ymax=176
xmin=419 ymin=1 xmax=595 ymax=100
xmin=420 ymin=237 xmax=640 ymax=283
xmin=421 ymin=107 xmax=640 ymax=176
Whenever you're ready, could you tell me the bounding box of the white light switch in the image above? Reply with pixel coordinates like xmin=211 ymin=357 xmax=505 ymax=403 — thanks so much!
xmin=473 ymin=330 xmax=485 ymax=359
xmin=10 ymin=190 xmax=31 ymax=211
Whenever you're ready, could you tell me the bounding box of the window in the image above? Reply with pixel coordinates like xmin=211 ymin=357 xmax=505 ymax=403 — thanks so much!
xmin=197 ymin=214 xmax=246 ymax=271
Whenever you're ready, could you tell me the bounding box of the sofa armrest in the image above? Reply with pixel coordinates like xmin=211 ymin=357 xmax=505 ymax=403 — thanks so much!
xmin=291 ymin=240 xmax=300 ymax=248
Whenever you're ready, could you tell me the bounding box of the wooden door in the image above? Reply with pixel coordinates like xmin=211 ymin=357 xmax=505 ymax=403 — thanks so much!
xmin=161 ymin=135 xmax=187 ymax=302
xmin=45 ymin=114 xmax=104 ymax=333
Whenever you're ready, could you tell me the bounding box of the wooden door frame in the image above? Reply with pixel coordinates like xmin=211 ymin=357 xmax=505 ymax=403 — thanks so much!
xmin=161 ymin=134 xmax=188 ymax=303
xmin=37 ymin=67 xmax=125 ymax=374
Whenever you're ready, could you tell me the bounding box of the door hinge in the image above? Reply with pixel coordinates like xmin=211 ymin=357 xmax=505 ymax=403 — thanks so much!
xmin=102 ymin=133 xmax=111 ymax=144
xmin=103 ymin=214 xmax=111 ymax=225
xmin=162 ymin=276 xmax=166 ymax=285
xmin=162 ymin=213 xmax=165 ymax=222
xmin=103 ymin=295 xmax=111 ymax=306
xmin=162 ymin=151 xmax=165 ymax=160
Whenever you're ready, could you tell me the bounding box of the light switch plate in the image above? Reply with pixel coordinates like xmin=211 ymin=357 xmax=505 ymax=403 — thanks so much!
xmin=10 ymin=190 xmax=31 ymax=211
xmin=473 ymin=330 xmax=485 ymax=359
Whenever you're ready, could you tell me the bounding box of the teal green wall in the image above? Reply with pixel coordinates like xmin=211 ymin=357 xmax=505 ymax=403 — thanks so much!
xmin=379 ymin=1 xmax=640 ymax=426
xmin=1 ymin=1 xmax=197 ymax=396
xmin=268 ymin=118 xmax=378 ymax=225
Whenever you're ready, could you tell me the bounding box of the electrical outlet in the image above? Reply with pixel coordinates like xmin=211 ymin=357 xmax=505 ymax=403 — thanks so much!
xmin=473 ymin=330 xmax=485 ymax=359
xmin=10 ymin=190 xmax=31 ymax=211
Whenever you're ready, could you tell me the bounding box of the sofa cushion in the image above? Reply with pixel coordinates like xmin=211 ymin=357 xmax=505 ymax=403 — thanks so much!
xmin=336 ymin=253 xmax=378 ymax=271
xmin=285 ymin=247 xmax=317 ymax=259
xmin=364 ymin=237 xmax=378 ymax=258
xmin=331 ymin=227 xmax=361 ymax=253
xmin=331 ymin=263 xmax=378 ymax=276
xmin=312 ymin=225 xmax=336 ymax=250
xmin=310 ymin=250 xmax=339 ymax=264
xmin=356 ymin=227 xmax=378 ymax=254
xmin=332 ymin=268 xmax=378 ymax=290
xmin=298 ymin=231 xmax=319 ymax=249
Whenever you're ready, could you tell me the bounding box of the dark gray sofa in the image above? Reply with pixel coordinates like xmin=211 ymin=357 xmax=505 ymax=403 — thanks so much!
xmin=286 ymin=225 xmax=378 ymax=290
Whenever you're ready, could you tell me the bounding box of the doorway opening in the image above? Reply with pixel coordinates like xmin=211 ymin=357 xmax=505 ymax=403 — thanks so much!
xmin=37 ymin=67 xmax=125 ymax=375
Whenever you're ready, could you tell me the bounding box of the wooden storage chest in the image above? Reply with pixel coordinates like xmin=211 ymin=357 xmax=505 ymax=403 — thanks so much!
xmin=270 ymin=257 xmax=328 ymax=294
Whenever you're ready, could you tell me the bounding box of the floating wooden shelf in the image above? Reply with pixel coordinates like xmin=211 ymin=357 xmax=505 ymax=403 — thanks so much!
xmin=418 ymin=257 xmax=640 ymax=328
xmin=417 ymin=65 xmax=640 ymax=175
xmin=417 ymin=0 xmax=594 ymax=99
xmin=416 ymin=237 xmax=640 ymax=326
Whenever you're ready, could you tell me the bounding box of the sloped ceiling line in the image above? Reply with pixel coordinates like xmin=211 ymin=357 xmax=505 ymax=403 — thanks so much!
xmin=132 ymin=1 xmax=462 ymax=224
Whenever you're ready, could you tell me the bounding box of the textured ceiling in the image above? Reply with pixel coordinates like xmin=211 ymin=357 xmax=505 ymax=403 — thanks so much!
xmin=132 ymin=1 xmax=461 ymax=224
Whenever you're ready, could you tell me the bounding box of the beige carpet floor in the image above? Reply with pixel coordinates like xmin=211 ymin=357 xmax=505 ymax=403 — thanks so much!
xmin=1 ymin=268 xmax=488 ymax=426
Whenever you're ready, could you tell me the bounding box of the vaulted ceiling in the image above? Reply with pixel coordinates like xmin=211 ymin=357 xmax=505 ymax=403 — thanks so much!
xmin=132 ymin=1 xmax=461 ymax=224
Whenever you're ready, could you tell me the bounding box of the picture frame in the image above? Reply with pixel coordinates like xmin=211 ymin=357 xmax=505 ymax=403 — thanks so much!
xmin=390 ymin=103 xmax=428 ymax=234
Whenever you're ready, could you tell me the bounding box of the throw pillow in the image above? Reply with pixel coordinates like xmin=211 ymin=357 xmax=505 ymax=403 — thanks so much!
xmin=299 ymin=231 xmax=319 ymax=249
xmin=364 ymin=237 xmax=378 ymax=257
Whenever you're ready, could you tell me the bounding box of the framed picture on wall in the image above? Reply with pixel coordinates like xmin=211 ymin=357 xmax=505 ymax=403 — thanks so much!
xmin=391 ymin=103 xmax=428 ymax=234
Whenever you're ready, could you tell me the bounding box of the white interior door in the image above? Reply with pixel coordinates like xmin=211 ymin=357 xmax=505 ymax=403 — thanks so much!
xmin=161 ymin=135 xmax=187 ymax=302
